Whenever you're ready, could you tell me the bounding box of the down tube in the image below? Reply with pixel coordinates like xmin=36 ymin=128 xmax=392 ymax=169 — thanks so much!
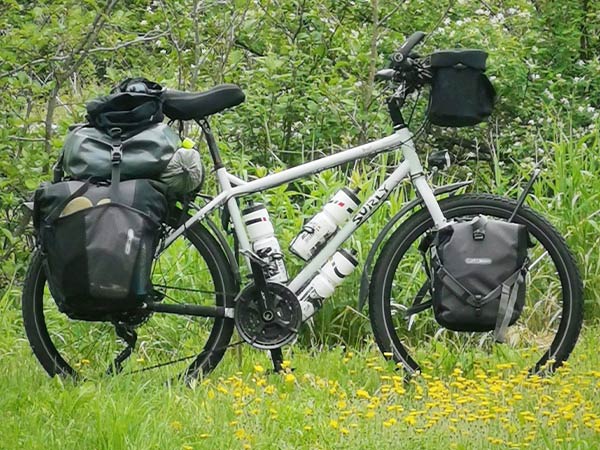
xmin=287 ymin=160 xmax=411 ymax=294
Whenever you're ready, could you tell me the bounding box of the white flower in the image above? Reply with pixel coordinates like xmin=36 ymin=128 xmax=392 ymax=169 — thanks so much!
xmin=140 ymin=20 xmax=148 ymax=26
xmin=543 ymin=89 xmax=554 ymax=100
xmin=443 ymin=18 xmax=451 ymax=25
xmin=531 ymin=73 xmax=540 ymax=81
xmin=560 ymin=98 xmax=570 ymax=106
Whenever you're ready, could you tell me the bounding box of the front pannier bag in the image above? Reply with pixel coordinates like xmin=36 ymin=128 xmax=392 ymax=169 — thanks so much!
xmin=33 ymin=179 xmax=168 ymax=321
xmin=429 ymin=216 xmax=529 ymax=342
xmin=427 ymin=49 xmax=496 ymax=127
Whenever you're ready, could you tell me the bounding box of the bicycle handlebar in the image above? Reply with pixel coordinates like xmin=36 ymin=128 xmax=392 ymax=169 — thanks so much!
xmin=391 ymin=31 xmax=426 ymax=64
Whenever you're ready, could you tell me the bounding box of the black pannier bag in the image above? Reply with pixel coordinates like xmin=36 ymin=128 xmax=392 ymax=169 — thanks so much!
xmin=427 ymin=49 xmax=496 ymax=127
xmin=428 ymin=216 xmax=529 ymax=342
xmin=33 ymin=178 xmax=168 ymax=321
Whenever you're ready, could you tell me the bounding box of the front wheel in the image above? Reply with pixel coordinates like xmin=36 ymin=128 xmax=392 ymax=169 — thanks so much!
xmin=369 ymin=193 xmax=583 ymax=375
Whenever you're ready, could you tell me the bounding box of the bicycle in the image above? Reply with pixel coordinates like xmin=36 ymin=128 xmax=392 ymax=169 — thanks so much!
xmin=22 ymin=32 xmax=583 ymax=381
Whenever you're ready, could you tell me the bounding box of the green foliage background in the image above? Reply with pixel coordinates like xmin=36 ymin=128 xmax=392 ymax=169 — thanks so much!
xmin=1 ymin=0 xmax=600 ymax=337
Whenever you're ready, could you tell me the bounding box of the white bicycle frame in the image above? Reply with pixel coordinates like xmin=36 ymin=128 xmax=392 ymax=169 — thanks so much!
xmin=164 ymin=126 xmax=448 ymax=303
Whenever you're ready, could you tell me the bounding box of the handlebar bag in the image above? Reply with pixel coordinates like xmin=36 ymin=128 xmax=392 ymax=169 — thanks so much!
xmin=427 ymin=50 xmax=496 ymax=127
xmin=33 ymin=179 xmax=168 ymax=321
xmin=62 ymin=123 xmax=179 ymax=181
xmin=427 ymin=216 xmax=529 ymax=342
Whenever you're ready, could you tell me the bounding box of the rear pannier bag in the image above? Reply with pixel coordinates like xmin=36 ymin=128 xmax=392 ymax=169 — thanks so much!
xmin=62 ymin=123 xmax=179 ymax=181
xmin=33 ymin=179 xmax=168 ymax=321
xmin=429 ymin=216 xmax=529 ymax=341
xmin=427 ymin=50 xmax=496 ymax=127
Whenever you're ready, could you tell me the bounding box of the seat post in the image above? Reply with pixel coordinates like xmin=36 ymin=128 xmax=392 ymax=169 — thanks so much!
xmin=196 ymin=118 xmax=224 ymax=170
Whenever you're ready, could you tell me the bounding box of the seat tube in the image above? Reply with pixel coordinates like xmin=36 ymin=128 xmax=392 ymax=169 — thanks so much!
xmin=399 ymin=128 xmax=447 ymax=228
xmin=216 ymin=168 xmax=253 ymax=271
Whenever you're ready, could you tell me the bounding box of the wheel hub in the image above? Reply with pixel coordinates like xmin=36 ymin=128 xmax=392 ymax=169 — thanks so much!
xmin=234 ymin=282 xmax=302 ymax=350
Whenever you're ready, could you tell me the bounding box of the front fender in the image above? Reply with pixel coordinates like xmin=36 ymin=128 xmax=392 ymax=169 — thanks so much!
xmin=357 ymin=180 xmax=472 ymax=311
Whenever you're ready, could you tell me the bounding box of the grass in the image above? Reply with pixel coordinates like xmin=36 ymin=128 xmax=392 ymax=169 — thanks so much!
xmin=2 ymin=282 xmax=600 ymax=449
xmin=2 ymin=118 xmax=600 ymax=449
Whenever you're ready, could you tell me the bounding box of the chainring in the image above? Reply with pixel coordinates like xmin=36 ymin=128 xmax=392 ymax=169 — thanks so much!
xmin=234 ymin=282 xmax=302 ymax=350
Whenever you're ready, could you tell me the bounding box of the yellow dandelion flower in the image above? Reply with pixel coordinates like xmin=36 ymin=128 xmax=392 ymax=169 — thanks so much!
xmin=264 ymin=385 xmax=276 ymax=394
xmin=199 ymin=434 xmax=210 ymax=439
xmin=284 ymin=373 xmax=296 ymax=384
xmin=281 ymin=360 xmax=292 ymax=369
xmin=356 ymin=389 xmax=370 ymax=399
xmin=404 ymin=415 xmax=417 ymax=426
xmin=235 ymin=429 xmax=247 ymax=440
xmin=383 ymin=418 xmax=397 ymax=427
xmin=330 ymin=419 xmax=339 ymax=429
xmin=303 ymin=426 xmax=312 ymax=431
xmin=341 ymin=427 xmax=350 ymax=435
xmin=182 ymin=446 xmax=193 ymax=450
xmin=170 ymin=421 xmax=183 ymax=431
xmin=80 ymin=359 xmax=90 ymax=365
xmin=253 ymin=364 xmax=265 ymax=373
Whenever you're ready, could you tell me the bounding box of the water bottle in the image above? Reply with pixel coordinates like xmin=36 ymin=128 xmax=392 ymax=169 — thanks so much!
xmin=290 ymin=187 xmax=360 ymax=261
xmin=299 ymin=249 xmax=359 ymax=320
xmin=242 ymin=203 xmax=288 ymax=283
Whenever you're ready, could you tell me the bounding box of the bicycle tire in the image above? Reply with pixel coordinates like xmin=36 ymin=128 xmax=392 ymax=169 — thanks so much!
xmin=22 ymin=219 xmax=237 ymax=381
xmin=369 ymin=193 xmax=583 ymax=375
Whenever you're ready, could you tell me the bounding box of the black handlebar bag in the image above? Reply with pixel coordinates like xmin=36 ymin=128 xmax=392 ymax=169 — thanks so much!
xmin=427 ymin=50 xmax=496 ymax=127
xmin=34 ymin=133 xmax=168 ymax=321
xmin=427 ymin=216 xmax=529 ymax=342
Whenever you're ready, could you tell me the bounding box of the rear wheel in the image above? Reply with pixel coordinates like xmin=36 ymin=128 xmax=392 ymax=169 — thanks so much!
xmin=22 ymin=220 xmax=237 ymax=381
xmin=369 ymin=194 xmax=583 ymax=375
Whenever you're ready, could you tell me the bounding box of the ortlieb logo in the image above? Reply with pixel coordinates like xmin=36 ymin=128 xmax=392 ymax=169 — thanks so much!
xmin=465 ymin=257 xmax=492 ymax=265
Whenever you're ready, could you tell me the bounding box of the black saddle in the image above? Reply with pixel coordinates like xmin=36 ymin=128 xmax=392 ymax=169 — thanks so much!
xmin=162 ymin=84 xmax=245 ymax=120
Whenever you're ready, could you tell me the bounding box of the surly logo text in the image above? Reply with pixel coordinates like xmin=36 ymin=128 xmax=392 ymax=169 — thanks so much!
xmin=352 ymin=186 xmax=390 ymax=225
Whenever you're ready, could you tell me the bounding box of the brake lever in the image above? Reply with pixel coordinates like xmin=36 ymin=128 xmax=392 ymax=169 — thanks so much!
xmin=375 ymin=69 xmax=396 ymax=82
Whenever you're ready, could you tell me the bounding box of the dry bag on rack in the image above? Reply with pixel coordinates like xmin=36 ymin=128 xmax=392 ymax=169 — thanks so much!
xmin=62 ymin=123 xmax=179 ymax=181
xmin=34 ymin=130 xmax=168 ymax=321
xmin=428 ymin=216 xmax=529 ymax=342
xmin=426 ymin=50 xmax=496 ymax=127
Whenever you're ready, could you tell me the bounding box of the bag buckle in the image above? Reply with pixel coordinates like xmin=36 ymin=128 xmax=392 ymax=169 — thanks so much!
xmin=473 ymin=229 xmax=485 ymax=240
xmin=109 ymin=127 xmax=123 ymax=165
xmin=111 ymin=145 xmax=122 ymax=164
xmin=474 ymin=294 xmax=482 ymax=316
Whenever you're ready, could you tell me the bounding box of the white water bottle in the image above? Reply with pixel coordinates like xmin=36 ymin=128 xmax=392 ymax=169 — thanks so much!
xmin=242 ymin=203 xmax=288 ymax=283
xmin=290 ymin=188 xmax=360 ymax=261
xmin=299 ymin=249 xmax=359 ymax=320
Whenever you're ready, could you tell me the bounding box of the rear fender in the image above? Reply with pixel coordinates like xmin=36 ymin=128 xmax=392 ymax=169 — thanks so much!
xmin=357 ymin=181 xmax=472 ymax=311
